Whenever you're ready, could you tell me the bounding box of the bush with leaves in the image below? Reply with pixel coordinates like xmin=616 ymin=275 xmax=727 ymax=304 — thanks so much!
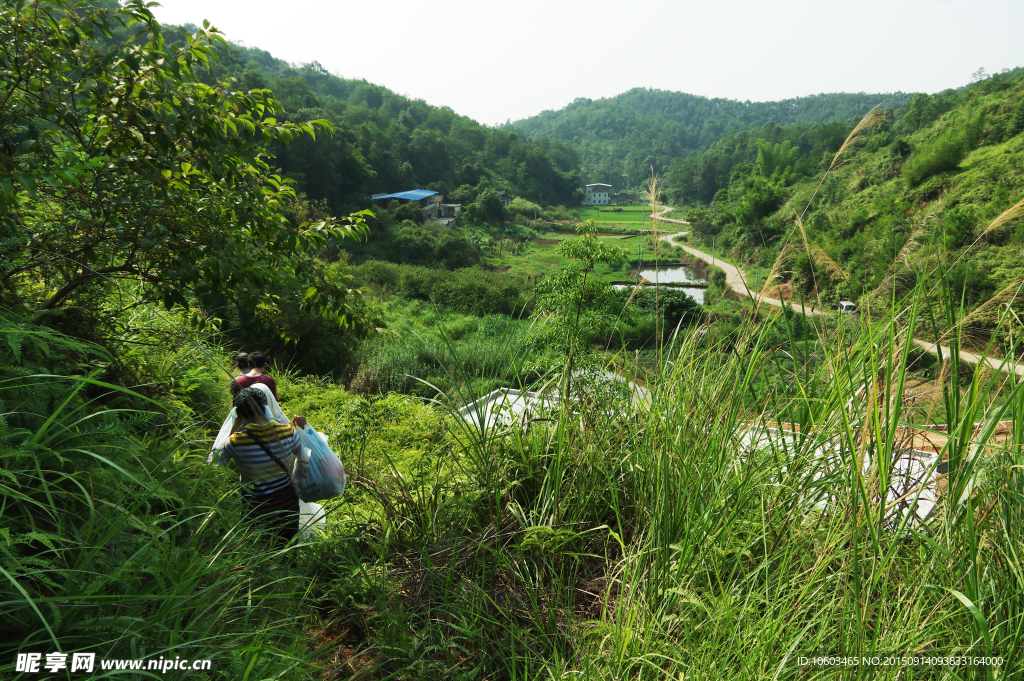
xmin=902 ymin=131 xmax=966 ymax=186
xmin=0 ymin=0 xmax=371 ymax=344
xmin=351 ymin=261 xmax=533 ymax=317
xmin=532 ymin=220 xmax=629 ymax=373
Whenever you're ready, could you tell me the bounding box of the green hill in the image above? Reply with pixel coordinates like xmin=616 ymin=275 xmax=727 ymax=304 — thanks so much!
xmin=6 ymin=5 xmax=1024 ymax=679
xmin=167 ymin=29 xmax=584 ymax=213
xmin=673 ymin=69 xmax=1024 ymax=312
xmin=510 ymin=87 xmax=911 ymax=189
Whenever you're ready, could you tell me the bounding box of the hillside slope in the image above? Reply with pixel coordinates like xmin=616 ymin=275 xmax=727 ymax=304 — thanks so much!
xmin=676 ymin=69 xmax=1024 ymax=321
xmin=166 ymin=27 xmax=584 ymax=213
xmin=510 ymin=88 xmax=910 ymax=189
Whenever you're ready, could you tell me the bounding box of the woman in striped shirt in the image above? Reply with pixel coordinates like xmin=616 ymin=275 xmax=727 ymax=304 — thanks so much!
xmin=217 ymin=387 xmax=307 ymax=544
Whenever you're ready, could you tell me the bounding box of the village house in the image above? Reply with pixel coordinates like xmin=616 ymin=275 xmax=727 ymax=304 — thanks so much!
xmin=371 ymin=189 xmax=458 ymax=222
xmin=585 ymin=183 xmax=612 ymax=205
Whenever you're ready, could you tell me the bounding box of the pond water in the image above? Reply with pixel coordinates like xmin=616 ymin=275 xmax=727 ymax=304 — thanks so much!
xmin=614 ymin=265 xmax=709 ymax=304
xmin=637 ymin=264 xmax=705 ymax=285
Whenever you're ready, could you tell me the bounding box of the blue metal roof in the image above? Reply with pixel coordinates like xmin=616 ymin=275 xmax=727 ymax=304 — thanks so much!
xmin=371 ymin=189 xmax=438 ymax=201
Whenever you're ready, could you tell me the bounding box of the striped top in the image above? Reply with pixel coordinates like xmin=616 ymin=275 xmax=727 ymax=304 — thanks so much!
xmin=221 ymin=422 xmax=300 ymax=496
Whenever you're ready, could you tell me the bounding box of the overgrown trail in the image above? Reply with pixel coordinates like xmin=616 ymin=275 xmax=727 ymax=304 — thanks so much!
xmin=912 ymin=339 xmax=1024 ymax=377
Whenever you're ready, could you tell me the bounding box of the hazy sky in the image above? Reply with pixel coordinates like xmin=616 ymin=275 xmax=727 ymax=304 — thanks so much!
xmin=153 ymin=0 xmax=1024 ymax=126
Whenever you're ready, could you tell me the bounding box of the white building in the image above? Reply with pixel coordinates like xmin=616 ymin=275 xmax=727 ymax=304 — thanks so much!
xmin=585 ymin=183 xmax=612 ymax=205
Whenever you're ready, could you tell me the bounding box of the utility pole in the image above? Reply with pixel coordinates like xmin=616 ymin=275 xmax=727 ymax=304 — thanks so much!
xmin=712 ymin=235 xmax=716 ymax=265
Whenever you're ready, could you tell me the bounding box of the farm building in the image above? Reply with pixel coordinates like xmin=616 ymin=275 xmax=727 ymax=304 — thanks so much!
xmin=585 ymin=183 xmax=612 ymax=205
xmin=371 ymin=189 xmax=454 ymax=221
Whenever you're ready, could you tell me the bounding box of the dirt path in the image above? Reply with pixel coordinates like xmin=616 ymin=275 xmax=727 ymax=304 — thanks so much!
xmin=648 ymin=205 xmax=690 ymax=226
xmin=657 ymin=231 xmax=821 ymax=316
xmin=911 ymin=340 xmax=1024 ymax=377
xmin=654 ymin=220 xmax=1024 ymax=375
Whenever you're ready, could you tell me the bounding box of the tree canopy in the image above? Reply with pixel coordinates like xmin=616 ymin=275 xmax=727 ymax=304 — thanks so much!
xmin=167 ymin=39 xmax=585 ymax=213
xmin=510 ymin=87 xmax=913 ymax=189
xmin=0 ymin=0 xmax=371 ymax=342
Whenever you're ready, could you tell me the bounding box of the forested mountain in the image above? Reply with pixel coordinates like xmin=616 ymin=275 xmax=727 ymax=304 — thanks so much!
xmin=675 ymin=69 xmax=1024 ymax=307
xmin=167 ymin=29 xmax=584 ymax=213
xmin=510 ymin=88 xmax=912 ymax=189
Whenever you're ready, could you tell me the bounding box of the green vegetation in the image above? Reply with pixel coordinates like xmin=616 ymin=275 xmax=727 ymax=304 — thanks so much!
xmin=672 ymin=68 xmax=1024 ymax=341
xmin=4 ymin=3 xmax=1024 ymax=680
xmin=575 ymin=207 xmax=649 ymax=223
xmin=511 ymin=87 xmax=912 ymax=189
xmin=8 ymin=261 xmax=1024 ymax=678
xmin=0 ymin=0 xmax=374 ymax=364
xmin=170 ymin=34 xmax=583 ymax=213
xmin=352 ymin=261 xmax=535 ymax=317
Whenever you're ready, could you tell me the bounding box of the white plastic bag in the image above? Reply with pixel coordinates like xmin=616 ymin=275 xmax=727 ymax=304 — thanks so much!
xmin=298 ymin=501 xmax=326 ymax=540
xmin=295 ymin=427 xmax=346 ymax=502
xmin=254 ymin=384 xmax=287 ymax=422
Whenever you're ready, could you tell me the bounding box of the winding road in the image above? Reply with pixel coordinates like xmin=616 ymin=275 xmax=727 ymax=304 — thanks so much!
xmin=648 ymin=210 xmax=1024 ymax=376
xmin=657 ymin=231 xmax=821 ymax=316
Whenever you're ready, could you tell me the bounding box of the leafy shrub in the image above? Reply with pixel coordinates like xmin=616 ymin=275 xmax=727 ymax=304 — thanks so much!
xmin=351 ymin=223 xmax=481 ymax=268
xmin=431 ymin=267 xmax=534 ymax=316
xmin=541 ymin=205 xmax=580 ymax=222
xmin=622 ymin=288 xmax=701 ymax=327
xmin=736 ymin=176 xmax=787 ymax=225
xmin=508 ymin=197 xmax=542 ymax=218
xmin=902 ymin=131 xmax=966 ymax=186
xmin=890 ymin=138 xmax=912 ymax=159
xmin=945 ymin=261 xmax=995 ymax=306
xmin=943 ymin=205 xmax=977 ymax=249
xmin=465 ymin=188 xmax=507 ymax=224
xmin=351 ymin=262 xmax=534 ymax=316
xmin=394 ymin=201 xmax=426 ymax=224
xmin=843 ymin=207 xmax=870 ymax=237
xmin=355 ymin=259 xmax=403 ymax=291
xmin=433 ymin=231 xmax=480 ymax=269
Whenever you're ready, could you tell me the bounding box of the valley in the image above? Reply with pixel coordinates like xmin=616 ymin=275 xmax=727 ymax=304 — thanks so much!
xmin=2 ymin=3 xmax=1023 ymax=678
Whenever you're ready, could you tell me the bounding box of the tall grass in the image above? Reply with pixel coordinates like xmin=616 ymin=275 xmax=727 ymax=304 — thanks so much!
xmin=0 ymin=314 xmax=331 ymax=679
xmin=4 ymin=235 xmax=1024 ymax=678
xmin=316 ymin=268 xmax=1023 ymax=679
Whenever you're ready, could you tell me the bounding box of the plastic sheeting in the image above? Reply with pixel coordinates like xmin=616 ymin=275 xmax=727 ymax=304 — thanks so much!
xmin=208 ymin=383 xmax=288 ymax=462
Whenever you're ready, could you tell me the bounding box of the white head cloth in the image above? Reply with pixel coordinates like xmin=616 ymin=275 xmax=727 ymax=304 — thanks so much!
xmin=208 ymin=381 xmax=288 ymax=461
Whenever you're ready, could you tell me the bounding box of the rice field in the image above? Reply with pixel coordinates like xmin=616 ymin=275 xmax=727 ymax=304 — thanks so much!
xmin=576 ymin=207 xmax=650 ymax=223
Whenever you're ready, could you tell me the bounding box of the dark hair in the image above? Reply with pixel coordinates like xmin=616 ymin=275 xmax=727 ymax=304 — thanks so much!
xmin=234 ymin=387 xmax=267 ymax=420
xmin=234 ymin=353 xmax=249 ymax=370
xmin=247 ymin=351 xmax=267 ymax=369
